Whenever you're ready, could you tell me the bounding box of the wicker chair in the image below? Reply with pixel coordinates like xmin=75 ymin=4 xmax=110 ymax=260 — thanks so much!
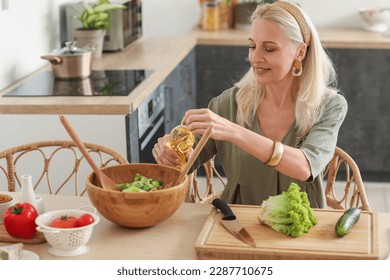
xmin=191 ymin=147 xmax=371 ymax=211
xmin=0 ymin=140 xmax=129 ymax=196
xmin=324 ymin=146 xmax=370 ymax=211
xmin=186 ymin=156 xmax=226 ymax=203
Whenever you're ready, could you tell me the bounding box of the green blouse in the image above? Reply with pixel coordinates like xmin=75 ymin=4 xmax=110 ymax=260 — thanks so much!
xmin=192 ymin=86 xmax=348 ymax=208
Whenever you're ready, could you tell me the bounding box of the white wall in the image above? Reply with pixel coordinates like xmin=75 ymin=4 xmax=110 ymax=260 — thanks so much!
xmin=299 ymin=0 xmax=389 ymax=28
xmin=0 ymin=0 xmax=68 ymax=92
xmin=142 ymin=0 xmax=200 ymax=36
xmin=0 ymin=0 xmax=389 ymax=91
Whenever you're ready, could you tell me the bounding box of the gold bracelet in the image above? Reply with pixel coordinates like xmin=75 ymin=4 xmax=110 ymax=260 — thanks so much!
xmin=266 ymin=141 xmax=284 ymax=167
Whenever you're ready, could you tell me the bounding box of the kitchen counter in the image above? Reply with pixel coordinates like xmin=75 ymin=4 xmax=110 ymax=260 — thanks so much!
xmin=0 ymin=36 xmax=196 ymax=115
xmin=191 ymin=26 xmax=390 ymax=49
xmin=1 ymin=27 xmax=390 ymax=115
xmin=1 ymin=193 xmax=389 ymax=260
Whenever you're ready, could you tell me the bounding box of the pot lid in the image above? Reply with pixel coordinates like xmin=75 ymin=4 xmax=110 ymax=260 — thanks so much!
xmin=50 ymin=41 xmax=93 ymax=56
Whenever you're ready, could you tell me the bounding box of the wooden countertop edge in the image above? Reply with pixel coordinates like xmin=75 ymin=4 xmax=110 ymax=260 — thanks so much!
xmin=0 ymin=104 xmax=132 ymax=115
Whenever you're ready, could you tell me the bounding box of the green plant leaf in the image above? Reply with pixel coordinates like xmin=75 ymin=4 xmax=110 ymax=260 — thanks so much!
xmin=82 ymin=0 xmax=94 ymax=14
xmin=78 ymin=0 xmax=125 ymax=30
xmin=93 ymin=3 xmax=126 ymax=13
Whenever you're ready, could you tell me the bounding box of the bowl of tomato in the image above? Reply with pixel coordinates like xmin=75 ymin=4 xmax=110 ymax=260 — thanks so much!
xmin=35 ymin=207 xmax=100 ymax=257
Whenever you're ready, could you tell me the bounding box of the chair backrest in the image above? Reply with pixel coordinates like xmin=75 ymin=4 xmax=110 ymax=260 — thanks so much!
xmin=186 ymin=156 xmax=226 ymax=203
xmin=191 ymin=147 xmax=371 ymax=211
xmin=323 ymin=146 xmax=371 ymax=211
xmin=0 ymin=140 xmax=129 ymax=196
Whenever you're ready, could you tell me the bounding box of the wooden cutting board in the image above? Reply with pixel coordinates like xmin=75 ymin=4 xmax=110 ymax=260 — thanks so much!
xmin=0 ymin=224 xmax=46 ymax=244
xmin=195 ymin=205 xmax=379 ymax=260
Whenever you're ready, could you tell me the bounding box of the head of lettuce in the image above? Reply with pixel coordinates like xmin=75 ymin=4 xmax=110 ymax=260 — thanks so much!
xmin=258 ymin=182 xmax=318 ymax=238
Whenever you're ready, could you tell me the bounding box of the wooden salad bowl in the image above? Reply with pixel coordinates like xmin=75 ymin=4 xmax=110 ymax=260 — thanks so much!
xmin=86 ymin=163 xmax=189 ymax=228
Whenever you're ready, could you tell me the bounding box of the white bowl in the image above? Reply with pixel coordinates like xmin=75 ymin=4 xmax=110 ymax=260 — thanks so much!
xmin=359 ymin=7 xmax=390 ymax=32
xmin=35 ymin=207 xmax=100 ymax=257
xmin=0 ymin=192 xmax=15 ymax=225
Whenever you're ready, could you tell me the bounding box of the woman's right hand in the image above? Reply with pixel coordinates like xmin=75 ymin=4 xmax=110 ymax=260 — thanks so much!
xmin=152 ymin=134 xmax=180 ymax=168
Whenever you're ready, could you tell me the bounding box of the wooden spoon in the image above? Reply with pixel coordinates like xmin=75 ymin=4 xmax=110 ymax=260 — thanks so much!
xmin=59 ymin=115 xmax=119 ymax=192
xmin=176 ymin=126 xmax=212 ymax=184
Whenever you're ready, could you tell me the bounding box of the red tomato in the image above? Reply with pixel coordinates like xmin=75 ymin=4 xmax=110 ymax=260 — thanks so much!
xmin=76 ymin=213 xmax=95 ymax=227
xmin=50 ymin=215 xmax=78 ymax=228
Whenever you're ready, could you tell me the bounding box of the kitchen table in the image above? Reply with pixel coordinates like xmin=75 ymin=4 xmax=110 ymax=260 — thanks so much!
xmin=1 ymin=193 xmax=389 ymax=260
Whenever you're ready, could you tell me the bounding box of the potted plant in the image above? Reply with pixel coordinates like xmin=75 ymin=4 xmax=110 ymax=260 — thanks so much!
xmin=73 ymin=0 xmax=126 ymax=58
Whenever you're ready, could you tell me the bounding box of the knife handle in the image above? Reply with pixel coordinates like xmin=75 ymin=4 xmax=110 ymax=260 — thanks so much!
xmin=212 ymin=198 xmax=236 ymax=220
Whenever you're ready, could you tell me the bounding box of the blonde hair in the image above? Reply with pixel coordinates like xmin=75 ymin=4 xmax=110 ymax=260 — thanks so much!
xmin=235 ymin=2 xmax=338 ymax=140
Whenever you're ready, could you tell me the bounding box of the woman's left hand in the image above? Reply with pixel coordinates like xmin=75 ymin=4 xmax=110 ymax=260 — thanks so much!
xmin=152 ymin=134 xmax=180 ymax=167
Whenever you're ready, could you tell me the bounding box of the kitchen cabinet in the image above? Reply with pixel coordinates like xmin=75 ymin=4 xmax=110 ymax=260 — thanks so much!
xmin=127 ymin=85 xmax=165 ymax=164
xmin=327 ymin=48 xmax=390 ymax=181
xmin=195 ymin=45 xmax=250 ymax=108
xmin=195 ymin=45 xmax=250 ymax=174
xmin=163 ymin=48 xmax=197 ymax=133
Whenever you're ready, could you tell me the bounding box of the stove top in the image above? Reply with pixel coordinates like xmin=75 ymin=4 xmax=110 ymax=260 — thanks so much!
xmin=3 ymin=69 xmax=153 ymax=97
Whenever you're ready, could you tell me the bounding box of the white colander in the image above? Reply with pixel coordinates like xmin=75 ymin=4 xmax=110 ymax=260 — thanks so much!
xmin=35 ymin=206 xmax=100 ymax=257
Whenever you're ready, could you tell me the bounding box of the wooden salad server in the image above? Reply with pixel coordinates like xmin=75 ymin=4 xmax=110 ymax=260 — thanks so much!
xmin=59 ymin=115 xmax=119 ymax=192
xmin=176 ymin=126 xmax=212 ymax=184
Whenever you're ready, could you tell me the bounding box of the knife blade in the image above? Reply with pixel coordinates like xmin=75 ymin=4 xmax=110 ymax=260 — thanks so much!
xmin=212 ymin=198 xmax=256 ymax=247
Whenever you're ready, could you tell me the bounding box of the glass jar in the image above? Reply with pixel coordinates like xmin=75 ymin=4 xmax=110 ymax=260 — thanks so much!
xmin=168 ymin=125 xmax=195 ymax=170
xmin=202 ymin=1 xmax=220 ymax=31
xmin=219 ymin=0 xmax=231 ymax=29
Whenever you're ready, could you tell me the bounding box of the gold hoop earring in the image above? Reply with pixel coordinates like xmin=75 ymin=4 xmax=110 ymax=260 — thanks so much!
xmin=292 ymin=59 xmax=302 ymax=76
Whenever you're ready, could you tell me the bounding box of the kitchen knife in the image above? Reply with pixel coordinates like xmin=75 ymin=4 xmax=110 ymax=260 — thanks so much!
xmin=212 ymin=198 xmax=256 ymax=247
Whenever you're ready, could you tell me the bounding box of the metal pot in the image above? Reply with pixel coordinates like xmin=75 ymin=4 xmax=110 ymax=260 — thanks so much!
xmin=41 ymin=42 xmax=95 ymax=80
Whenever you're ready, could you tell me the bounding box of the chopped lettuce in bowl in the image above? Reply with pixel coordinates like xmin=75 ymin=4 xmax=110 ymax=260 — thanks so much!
xmin=117 ymin=173 xmax=162 ymax=192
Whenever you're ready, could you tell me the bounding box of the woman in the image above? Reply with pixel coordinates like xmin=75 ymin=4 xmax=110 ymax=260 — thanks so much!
xmin=153 ymin=1 xmax=347 ymax=208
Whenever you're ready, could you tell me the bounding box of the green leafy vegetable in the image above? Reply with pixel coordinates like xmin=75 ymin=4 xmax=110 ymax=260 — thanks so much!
xmin=118 ymin=173 xmax=162 ymax=193
xmin=258 ymin=182 xmax=317 ymax=238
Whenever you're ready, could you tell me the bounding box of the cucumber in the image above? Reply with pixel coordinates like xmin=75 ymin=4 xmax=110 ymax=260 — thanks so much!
xmin=335 ymin=207 xmax=361 ymax=237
